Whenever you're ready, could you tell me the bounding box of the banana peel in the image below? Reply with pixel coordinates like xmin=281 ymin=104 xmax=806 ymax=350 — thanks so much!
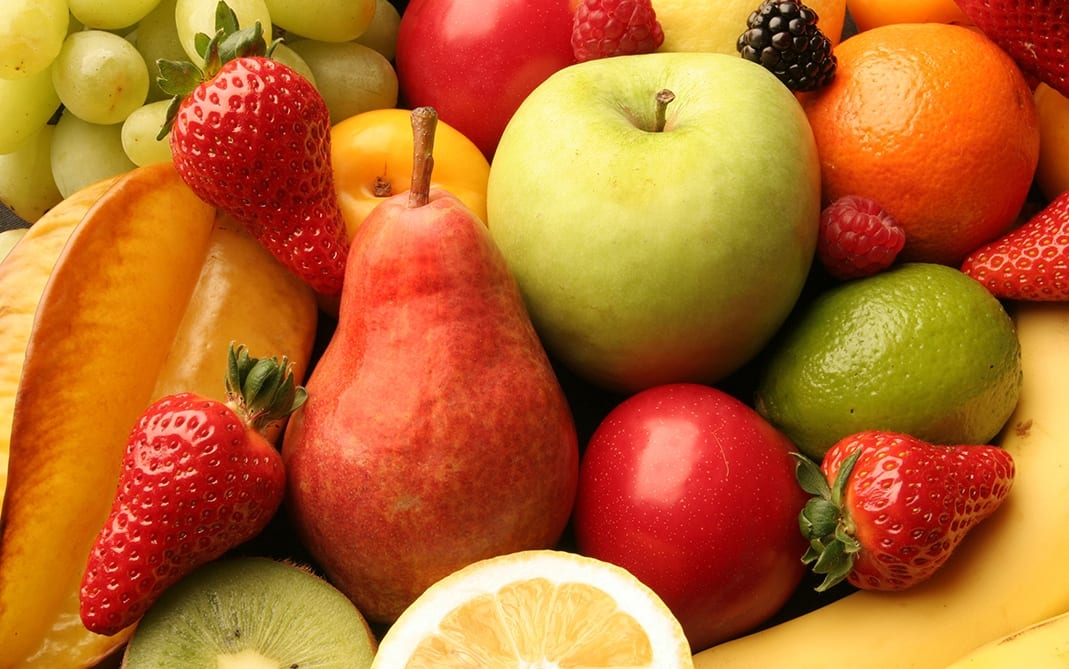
xmin=0 ymin=163 xmax=319 ymax=668
xmin=692 ymin=301 xmax=1069 ymax=669
xmin=944 ymin=609 xmax=1069 ymax=668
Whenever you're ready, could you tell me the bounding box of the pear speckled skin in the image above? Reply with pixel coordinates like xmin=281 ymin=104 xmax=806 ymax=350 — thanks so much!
xmin=282 ymin=188 xmax=580 ymax=624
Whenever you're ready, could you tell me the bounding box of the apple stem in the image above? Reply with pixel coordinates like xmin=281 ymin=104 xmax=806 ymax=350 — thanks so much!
xmin=655 ymin=89 xmax=675 ymax=133
xmin=408 ymin=106 xmax=438 ymax=208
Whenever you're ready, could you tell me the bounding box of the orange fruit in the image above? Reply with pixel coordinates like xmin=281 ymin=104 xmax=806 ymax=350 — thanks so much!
xmin=845 ymin=0 xmax=971 ymax=32
xmin=370 ymin=550 xmax=694 ymax=668
xmin=1035 ymin=82 xmax=1069 ymax=201
xmin=804 ymin=23 xmax=1040 ymax=266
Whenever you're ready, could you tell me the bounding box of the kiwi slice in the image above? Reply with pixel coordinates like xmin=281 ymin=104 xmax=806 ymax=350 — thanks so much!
xmin=122 ymin=557 xmax=377 ymax=668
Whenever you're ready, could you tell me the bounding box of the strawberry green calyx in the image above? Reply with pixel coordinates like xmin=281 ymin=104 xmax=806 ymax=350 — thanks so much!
xmin=792 ymin=449 xmax=863 ymax=592
xmin=156 ymin=1 xmax=281 ymax=138
xmin=224 ymin=342 xmax=308 ymax=433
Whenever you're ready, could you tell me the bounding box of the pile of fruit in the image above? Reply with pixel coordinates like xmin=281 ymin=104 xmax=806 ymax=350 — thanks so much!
xmin=1 ymin=0 xmax=1068 ymax=666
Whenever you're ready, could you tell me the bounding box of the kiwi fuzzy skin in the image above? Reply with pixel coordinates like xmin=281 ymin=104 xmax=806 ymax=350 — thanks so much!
xmin=120 ymin=557 xmax=377 ymax=668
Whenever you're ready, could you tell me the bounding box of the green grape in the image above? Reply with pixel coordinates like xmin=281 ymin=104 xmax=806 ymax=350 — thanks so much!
xmin=52 ymin=30 xmax=150 ymax=126
xmin=264 ymin=0 xmax=376 ymax=43
xmin=288 ymin=40 xmax=398 ymax=124
xmin=0 ymin=65 xmax=61 ymax=154
xmin=272 ymin=42 xmax=317 ymax=88
xmin=175 ymin=0 xmax=272 ymax=65
xmin=0 ymin=0 xmax=69 ymax=79
xmin=69 ymin=0 xmax=166 ymax=31
xmin=121 ymin=100 xmax=173 ymax=166
xmin=67 ymin=13 xmax=86 ymax=35
xmin=51 ymin=110 xmax=137 ymax=198
xmin=0 ymin=128 xmax=59 ymax=223
xmin=355 ymin=0 xmax=401 ymax=62
xmin=133 ymin=0 xmax=188 ymax=102
xmin=0 ymin=125 xmax=62 ymax=223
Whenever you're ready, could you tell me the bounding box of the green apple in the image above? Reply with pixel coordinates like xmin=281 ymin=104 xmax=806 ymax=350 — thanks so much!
xmin=487 ymin=52 xmax=821 ymax=393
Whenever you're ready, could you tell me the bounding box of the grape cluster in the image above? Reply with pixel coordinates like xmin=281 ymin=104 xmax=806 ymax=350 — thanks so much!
xmin=0 ymin=0 xmax=401 ymax=223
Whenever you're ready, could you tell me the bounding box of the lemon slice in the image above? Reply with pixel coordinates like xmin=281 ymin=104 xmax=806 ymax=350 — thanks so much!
xmin=370 ymin=549 xmax=694 ymax=668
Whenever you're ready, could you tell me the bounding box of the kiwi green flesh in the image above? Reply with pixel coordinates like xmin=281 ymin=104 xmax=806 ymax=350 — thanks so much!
xmin=121 ymin=557 xmax=377 ymax=669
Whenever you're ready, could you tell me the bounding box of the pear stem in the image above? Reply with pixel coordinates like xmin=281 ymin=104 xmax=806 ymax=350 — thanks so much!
xmin=654 ymin=89 xmax=675 ymax=133
xmin=408 ymin=106 xmax=438 ymax=208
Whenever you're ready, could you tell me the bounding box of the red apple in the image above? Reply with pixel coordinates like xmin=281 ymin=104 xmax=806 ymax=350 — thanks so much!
xmin=394 ymin=0 xmax=576 ymax=159
xmin=572 ymin=383 xmax=809 ymax=652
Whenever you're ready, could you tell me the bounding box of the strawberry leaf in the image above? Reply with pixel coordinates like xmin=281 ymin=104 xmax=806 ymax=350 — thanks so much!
xmin=153 ymin=0 xmax=281 ymax=142
xmin=214 ymin=0 xmax=241 ymax=35
xmin=799 ymin=497 xmax=840 ymax=538
xmin=809 ymin=539 xmax=855 ymax=592
xmin=157 ymin=96 xmax=183 ymax=140
xmin=792 ymin=452 xmax=830 ymax=496
xmin=156 ymin=59 xmax=204 ymax=98
xmin=796 ymin=446 xmax=863 ymax=592
xmin=194 ymin=31 xmax=213 ymax=61
xmin=225 ymin=342 xmax=308 ymax=433
xmin=218 ymin=24 xmax=269 ymax=62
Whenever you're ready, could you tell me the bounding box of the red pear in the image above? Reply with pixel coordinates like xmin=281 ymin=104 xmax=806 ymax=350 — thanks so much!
xmin=282 ymin=108 xmax=579 ymax=624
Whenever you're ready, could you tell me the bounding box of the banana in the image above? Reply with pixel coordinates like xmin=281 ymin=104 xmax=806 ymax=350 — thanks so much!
xmin=943 ymin=610 xmax=1069 ymax=667
xmin=692 ymin=300 xmax=1069 ymax=669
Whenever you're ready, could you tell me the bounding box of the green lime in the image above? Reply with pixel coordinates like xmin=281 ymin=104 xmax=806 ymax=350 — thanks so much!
xmin=754 ymin=263 xmax=1022 ymax=460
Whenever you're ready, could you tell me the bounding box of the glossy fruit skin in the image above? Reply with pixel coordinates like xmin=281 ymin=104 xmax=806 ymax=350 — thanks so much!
xmin=953 ymin=0 xmax=1069 ymax=98
xmin=961 ymin=190 xmax=1069 ymax=301
xmin=170 ymin=56 xmax=349 ymax=296
xmin=330 ymin=107 xmax=491 ymax=240
xmin=812 ymin=430 xmax=1015 ymax=591
xmin=79 ymin=392 xmax=286 ymax=636
xmin=573 ymin=383 xmax=809 ymax=653
xmin=754 ymin=263 xmax=1022 ymax=460
xmin=394 ymin=0 xmax=576 ymax=159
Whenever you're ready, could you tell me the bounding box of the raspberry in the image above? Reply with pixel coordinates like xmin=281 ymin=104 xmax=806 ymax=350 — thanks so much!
xmin=736 ymin=0 xmax=837 ymax=92
xmin=818 ymin=195 xmax=906 ymax=280
xmin=572 ymin=0 xmax=665 ymax=63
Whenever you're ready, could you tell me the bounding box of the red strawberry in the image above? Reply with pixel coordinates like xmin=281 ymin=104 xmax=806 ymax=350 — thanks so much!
xmin=794 ymin=430 xmax=1015 ymax=592
xmin=79 ymin=343 xmax=306 ymax=636
xmin=817 ymin=195 xmax=906 ymax=280
xmin=158 ymin=8 xmax=348 ymax=296
xmin=961 ymin=190 xmax=1069 ymax=301
xmin=572 ymin=0 xmax=665 ymax=63
xmin=953 ymin=0 xmax=1069 ymax=98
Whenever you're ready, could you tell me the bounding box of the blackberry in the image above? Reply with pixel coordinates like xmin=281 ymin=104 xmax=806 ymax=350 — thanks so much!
xmin=736 ymin=0 xmax=837 ymax=92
